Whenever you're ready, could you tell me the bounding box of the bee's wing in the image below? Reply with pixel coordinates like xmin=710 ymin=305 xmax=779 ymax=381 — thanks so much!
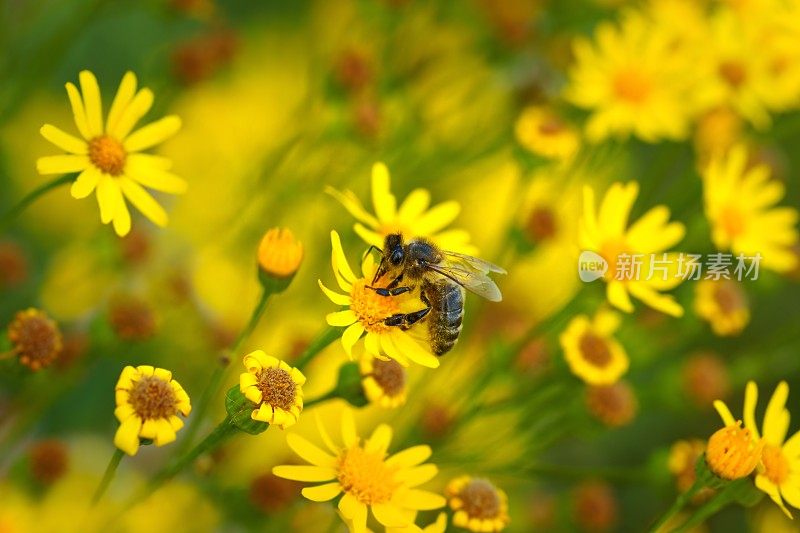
xmin=440 ymin=250 xmax=507 ymax=275
xmin=427 ymin=261 xmax=503 ymax=302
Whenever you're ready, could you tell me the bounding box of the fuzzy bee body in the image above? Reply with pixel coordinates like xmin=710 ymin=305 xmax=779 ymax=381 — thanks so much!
xmin=422 ymin=278 xmax=465 ymax=356
xmin=372 ymin=233 xmax=505 ymax=356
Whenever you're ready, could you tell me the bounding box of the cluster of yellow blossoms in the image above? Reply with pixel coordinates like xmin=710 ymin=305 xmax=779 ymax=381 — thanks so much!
xmin=566 ymin=0 xmax=800 ymax=143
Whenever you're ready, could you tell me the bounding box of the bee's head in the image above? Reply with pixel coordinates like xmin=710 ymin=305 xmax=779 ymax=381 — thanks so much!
xmin=385 ymin=233 xmax=405 ymax=266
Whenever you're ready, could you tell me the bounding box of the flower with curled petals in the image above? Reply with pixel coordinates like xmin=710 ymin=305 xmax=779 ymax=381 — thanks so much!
xmin=273 ymin=409 xmax=445 ymax=533
xmin=239 ymin=350 xmax=305 ymax=429
xmin=37 ymin=70 xmax=186 ymax=236
xmin=319 ymin=231 xmax=439 ymax=369
xmin=327 ymin=162 xmax=476 ymax=254
xmin=113 ymin=365 xmax=191 ymax=456
xmin=715 ymin=381 xmax=800 ymax=517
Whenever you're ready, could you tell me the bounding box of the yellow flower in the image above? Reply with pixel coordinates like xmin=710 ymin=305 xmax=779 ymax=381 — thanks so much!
xmin=560 ymin=308 xmax=629 ymax=386
xmin=37 ymin=70 xmax=186 ymax=236
xmin=702 ymin=144 xmax=798 ymax=273
xmin=565 ymin=11 xmax=694 ymax=142
xmin=113 ymin=365 xmax=191 ymax=456
xmin=360 ymin=355 xmax=408 ymax=409
xmin=273 ymin=409 xmax=446 ymax=533
xmin=446 ymin=475 xmax=510 ymax=532
xmin=239 ymin=350 xmax=305 ymax=429
xmin=514 ymin=106 xmax=580 ymax=161
xmin=327 ymin=162 xmax=475 ymax=254
xmin=257 ymin=227 xmax=304 ymax=279
xmin=319 ymin=231 xmax=439 ymax=369
xmin=694 ymin=279 xmax=750 ymax=336
xmin=580 ymin=181 xmax=686 ymax=316
xmin=715 ymin=381 xmax=800 ymax=517
xmin=7 ymin=308 xmax=62 ymax=371
xmin=693 ymin=9 xmax=774 ymax=128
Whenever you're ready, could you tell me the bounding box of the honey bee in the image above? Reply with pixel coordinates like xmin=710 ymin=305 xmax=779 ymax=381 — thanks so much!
xmin=369 ymin=233 xmax=506 ymax=356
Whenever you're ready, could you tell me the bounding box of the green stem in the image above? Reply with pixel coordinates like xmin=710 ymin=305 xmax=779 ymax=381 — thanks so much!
xmin=649 ymin=480 xmax=704 ymax=533
xmin=0 ymin=174 xmax=72 ymax=232
xmin=177 ymin=290 xmax=271 ymax=454
xmin=133 ymin=415 xmax=240 ymax=506
xmin=92 ymin=448 xmax=125 ymax=505
xmin=293 ymin=326 xmax=341 ymax=371
xmin=304 ymin=389 xmax=337 ymax=409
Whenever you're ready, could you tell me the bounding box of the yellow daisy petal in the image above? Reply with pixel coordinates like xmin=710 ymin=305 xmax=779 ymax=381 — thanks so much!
xmin=341 ymin=322 xmax=365 ymax=359
xmin=70 ymin=166 xmax=101 ymax=199
xmin=109 ymin=88 xmax=154 ymax=140
xmin=286 ymin=433 xmax=337 ymax=468
xmin=118 ymin=177 xmax=168 ymax=227
xmin=318 ymin=280 xmax=352 ymax=306
xmin=372 ymin=502 xmax=409 ymax=528
xmin=327 ymin=310 xmax=358 ymax=327
xmin=744 ymin=381 xmax=760 ymax=439
xmin=341 ymin=408 xmax=358 ymax=448
xmin=396 ymin=489 xmax=447 ymax=510
xmin=106 ymin=71 xmax=137 ymax=134
xmin=371 ymin=162 xmax=397 ymax=222
xmin=112 ymin=192 xmax=132 ymax=236
xmin=125 ymin=154 xmax=188 ymax=194
xmin=272 ymin=465 xmax=337 ymax=482
xmin=114 ymin=416 xmax=142 ymax=456
xmin=123 ymin=115 xmax=182 ymax=152
xmin=36 ymin=155 xmax=90 ymax=175
xmin=78 ymin=70 xmax=103 ymax=137
xmin=96 ymin=175 xmax=121 ymax=224
xmin=301 ymin=483 xmax=342 ymax=502
xmin=40 ymin=124 xmax=88 ymax=154
xmin=713 ymin=400 xmax=736 ymax=427
xmin=325 ymin=185 xmax=379 ymax=227
xmin=386 ymin=445 xmax=432 ymax=467
xmin=65 ymin=82 xmax=91 ymax=139
xmin=365 ymin=424 xmax=392 ymax=455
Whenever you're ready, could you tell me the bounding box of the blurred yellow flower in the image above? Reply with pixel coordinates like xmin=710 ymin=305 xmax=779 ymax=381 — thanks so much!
xmin=694 ymin=279 xmax=750 ymax=336
xmin=693 ymin=9 xmax=773 ymax=128
xmin=327 ymin=162 xmax=475 ymax=254
xmin=715 ymin=381 xmax=800 ymax=517
xmin=560 ymin=308 xmax=629 ymax=386
xmin=514 ymin=106 xmax=580 ymax=161
xmin=7 ymin=308 xmax=62 ymax=371
xmin=565 ymin=11 xmax=694 ymax=142
xmin=273 ymin=410 xmax=446 ymax=533
xmin=114 ymin=365 xmax=191 ymax=456
xmin=37 ymin=70 xmax=186 ymax=236
xmin=446 ymin=475 xmax=510 ymax=532
xmin=703 ymin=144 xmax=798 ymax=273
xmin=360 ymin=355 xmax=408 ymax=408
xmin=239 ymin=350 xmax=305 ymax=429
xmin=580 ymin=182 xmax=686 ymax=316
xmin=258 ymin=227 xmax=304 ymax=279
xmin=668 ymin=439 xmax=708 ymax=494
xmin=319 ymin=231 xmax=439 ymax=369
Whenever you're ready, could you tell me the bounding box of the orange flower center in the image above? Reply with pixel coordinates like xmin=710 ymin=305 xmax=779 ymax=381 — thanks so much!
xmin=337 ymin=444 xmax=398 ymax=505
xmin=613 ymin=69 xmax=652 ymax=104
xmin=579 ymin=333 xmax=613 ymax=367
xmin=526 ymin=207 xmax=558 ymax=241
xmin=350 ymin=278 xmax=401 ymax=334
xmin=537 ymin=118 xmax=566 ymax=136
xmin=719 ymin=206 xmax=746 ymax=238
xmin=460 ymin=479 xmax=502 ymax=519
xmin=712 ymin=281 xmax=746 ymax=315
xmin=718 ymin=61 xmax=747 ymax=89
xmin=256 ymin=367 xmax=296 ymax=411
xmin=8 ymin=309 xmax=62 ymax=371
xmin=762 ymin=444 xmax=790 ymax=485
xmin=599 ymin=241 xmax=630 ymax=281
xmin=89 ymin=135 xmax=127 ymax=176
xmin=129 ymin=375 xmax=177 ymax=420
xmin=370 ymin=358 xmax=406 ymax=396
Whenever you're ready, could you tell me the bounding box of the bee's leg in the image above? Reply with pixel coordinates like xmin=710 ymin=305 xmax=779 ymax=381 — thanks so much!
xmin=382 ymin=306 xmax=431 ymax=329
xmin=367 ymin=274 xmax=410 ymax=297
